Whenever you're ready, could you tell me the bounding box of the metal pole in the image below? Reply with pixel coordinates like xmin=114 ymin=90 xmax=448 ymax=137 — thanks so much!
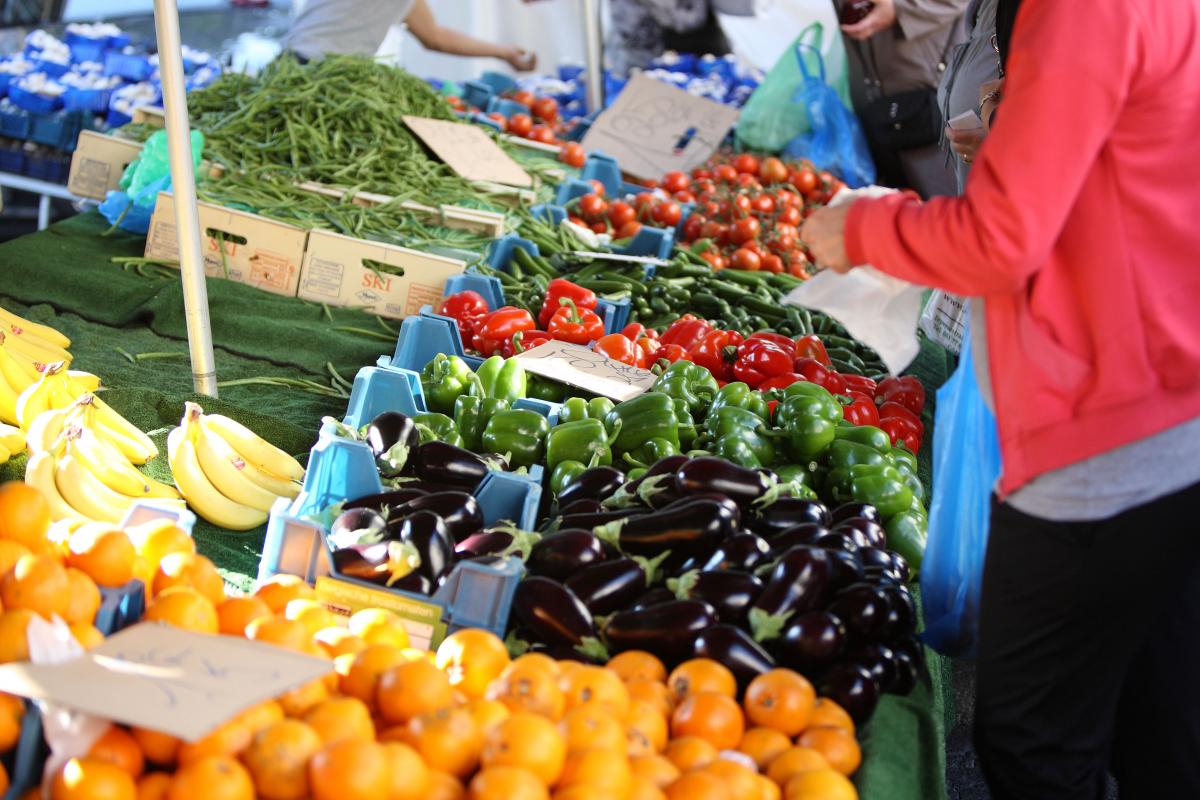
xmin=582 ymin=0 xmax=605 ymax=114
xmin=152 ymin=0 xmax=218 ymax=397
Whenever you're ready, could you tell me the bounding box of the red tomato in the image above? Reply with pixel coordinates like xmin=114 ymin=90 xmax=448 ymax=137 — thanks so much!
xmin=736 ymin=173 xmax=760 ymax=189
xmin=777 ymin=205 xmax=802 ymax=226
xmin=568 ymin=215 xmax=587 ymax=227
xmin=511 ymin=89 xmax=534 ymax=107
xmin=531 ymin=96 xmax=559 ymax=123
xmin=662 ymin=171 xmax=690 ymax=194
xmin=752 ymin=194 xmax=775 ymax=215
xmin=788 ymin=250 xmax=811 ymax=278
xmin=692 ymin=167 xmax=713 ymax=180
xmin=652 ymin=201 xmax=683 ymax=226
xmin=700 ymin=249 xmax=725 ymax=270
xmin=559 ymin=141 xmax=585 ymax=168
xmin=681 ymin=215 xmax=704 ymax=242
xmin=732 ymin=195 xmax=753 ymax=216
xmin=587 ymin=179 xmax=606 ymax=197
xmin=674 ymin=190 xmax=696 ymax=204
xmin=731 ymin=247 xmax=762 ymax=271
xmin=715 ymin=164 xmax=739 ymax=184
xmin=590 ymin=221 xmax=609 ymax=234
xmin=508 ymin=113 xmax=533 ymax=137
xmin=446 ymin=95 xmax=465 ymax=110
xmin=760 ymin=157 xmax=788 ymax=184
xmin=579 ymin=193 xmax=608 ymax=223
xmin=774 ymin=223 xmax=799 ymax=240
xmin=775 ymin=190 xmax=799 ymax=208
xmin=616 ymin=221 xmax=643 ymax=239
xmin=768 ymin=234 xmax=796 ymax=254
xmin=607 ymin=200 xmax=636 ymax=229
xmin=790 ymin=168 xmax=819 ymax=195
xmin=528 ymin=124 xmax=556 ymax=144
xmin=703 ymin=200 xmax=721 ymax=218
xmin=733 ymin=153 xmax=760 ymax=175
xmin=695 ymin=179 xmax=716 ymax=195
xmin=486 ymin=112 xmax=507 ymax=131
xmin=700 ymin=221 xmax=725 ymax=241
xmin=762 ymin=254 xmax=785 ymax=273
xmin=633 ymin=192 xmax=656 ymax=212
xmin=730 ymin=216 xmax=761 ymax=245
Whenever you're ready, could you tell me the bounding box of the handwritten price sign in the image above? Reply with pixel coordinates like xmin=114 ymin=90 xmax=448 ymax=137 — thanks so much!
xmin=403 ymin=116 xmax=532 ymax=188
xmin=513 ymin=340 xmax=657 ymax=401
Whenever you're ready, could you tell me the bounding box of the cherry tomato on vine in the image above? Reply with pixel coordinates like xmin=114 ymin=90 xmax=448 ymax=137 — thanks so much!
xmin=590 ymin=221 xmax=609 ymax=234
xmin=736 ymin=173 xmax=760 ymax=189
xmin=778 ymin=205 xmax=802 ymax=226
xmin=790 ymin=168 xmax=818 ymax=195
xmin=674 ymin=190 xmax=696 ymax=204
xmin=616 ymin=221 xmax=643 ymax=239
xmin=730 ymin=216 xmax=761 ymax=245
xmin=760 ymin=157 xmax=789 ymax=184
xmin=732 ymin=195 xmax=753 ymax=216
xmin=715 ymin=164 xmax=739 ymax=183
xmin=662 ymin=171 xmax=690 ymax=194
xmin=681 ymin=216 xmax=704 ymax=242
xmin=531 ymin=96 xmax=558 ymax=123
xmin=508 ymin=113 xmax=533 ymax=137
xmin=486 ymin=112 xmax=507 ymax=131
xmin=731 ymin=248 xmax=762 ymax=271
xmin=579 ymin=193 xmax=608 ymax=222
xmin=733 ymin=153 xmax=760 ymax=175
xmin=700 ymin=221 xmax=726 ymax=241
xmin=608 ymin=200 xmax=636 ymax=229
xmin=752 ymin=194 xmax=776 ymax=215
xmin=652 ymin=201 xmax=683 ymax=227
xmin=633 ymin=192 xmax=656 ymax=213
xmin=511 ymin=89 xmax=535 ymax=107
xmin=559 ymin=142 xmax=585 ymax=168
xmin=700 ymin=249 xmax=725 ymax=270
xmin=768 ymin=234 xmax=796 ymax=254
xmin=692 ymin=167 xmax=713 ymax=180
xmin=587 ymin=179 xmax=606 ymax=197
xmin=762 ymin=253 xmax=785 ymax=273
xmin=529 ymin=124 xmax=556 ymax=144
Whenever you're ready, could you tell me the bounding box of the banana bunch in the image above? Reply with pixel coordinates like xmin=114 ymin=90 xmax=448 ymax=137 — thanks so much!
xmin=0 ymin=422 xmax=24 ymax=466
xmin=0 ymin=307 xmax=99 ymax=426
xmin=14 ymin=361 xmax=108 ymax=431
xmin=24 ymin=395 xmax=181 ymax=524
xmin=168 ymin=402 xmax=304 ymax=531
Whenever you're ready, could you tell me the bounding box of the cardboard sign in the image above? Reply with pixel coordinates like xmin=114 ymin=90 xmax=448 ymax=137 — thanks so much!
xmin=403 ymin=116 xmax=532 ymax=188
xmin=67 ymin=131 xmax=143 ymax=200
xmin=581 ymin=74 xmax=741 ymax=180
xmin=298 ymin=229 xmax=465 ymax=319
xmin=513 ymin=340 xmax=656 ymax=401
xmin=0 ymin=622 xmax=331 ymax=741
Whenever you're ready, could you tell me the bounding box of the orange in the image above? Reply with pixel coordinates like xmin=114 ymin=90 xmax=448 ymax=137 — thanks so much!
xmin=241 ymin=719 xmax=322 ymax=800
xmin=283 ymin=599 xmax=334 ymax=637
xmin=130 ymin=728 xmax=180 ymax=766
xmin=625 ymin=700 xmax=668 ymax=757
xmin=87 ymin=726 xmax=145 ymax=778
xmin=560 ymin=665 xmax=630 ymax=718
xmin=408 ymin=707 xmax=482 ymax=779
xmin=425 ymin=771 xmax=465 ymax=800
xmin=313 ymin=627 xmax=365 ymax=658
xmin=166 ymin=755 xmax=253 ymax=800
xmin=744 ymin=670 xmax=816 ymax=737
xmin=755 ymin=774 xmax=783 ymax=800
xmin=237 ymin=700 xmax=284 ymax=738
xmin=382 ymin=742 xmax=430 ymax=800
xmin=1 ymin=553 xmax=68 ymax=618
xmin=559 ymin=704 xmax=627 ymax=754
xmin=507 ymin=652 xmax=561 ymax=677
xmin=627 ymin=677 xmax=673 ymax=718
xmin=808 ymin=699 xmax=855 ymax=736
xmin=215 ymin=597 xmax=271 ymax=637
xmin=557 ymin=748 xmax=632 ymax=796
xmin=0 ymin=609 xmax=33 ymax=662
xmin=765 ymin=747 xmax=830 ymax=786
xmin=481 ymin=712 xmax=567 ymax=786
xmin=467 ymin=766 xmax=549 ymax=800
xmin=135 ymin=773 xmax=171 ymax=800
xmin=0 ymin=693 xmax=22 ymax=752
xmin=631 ymin=754 xmax=680 ymax=788
xmin=795 ymin=727 xmax=861 ymax=777
xmin=152 ymin=553 xmax=224 ymax=605
xmin=176 ymin=719 xmax=252 ymax=765
xmin=783 ymin=769 xmax=858 ymax=800
xmin=245 ymin=616 xmax=309 ymax=652
xmin=630 ymin=776 xmax=669 ymax=800
xmin=663 ymin=735 xmax=717 ymax=772
xmin=435 ymin=629 xmax=509 ymax=699
xmin=66 ymin=527 xmax=135 ymax=588
xmin=129 ymin=523 xmax=194 ymax=567
xmin=253 ymin=575 xmax=314 ymax=613
xmin=347 ymin=608 xmax=410 ymax=650
xmin=0 ymin=483 xmax=51 ymax=552
xmin=667 ymin=659 xmax=736 ymax=703
xmin=0 ymin=541 xmax=31 ymax=579
xmin=468 ymin=699 xmax=511 ymax=733
xmin=702 ymin=759 xmax=760 ymax=799
xmin=277 ymin=678 xmax=329 ymax=718
xmin=607 ymin=651 xmax=666 ymax=683
xmin=69 ymin=623 xmax=104 ymax=650
xmin=663 ymin=770 xmax=731 ymax=800
xmin=339 ymin=644 xmax=409 ymax=706
xmin=49 ymin=757 xmax=136 ymax=800
xmin=377 ymin=658 xmax=455 ymax=724
xmin=308 ymin=739 xmax=388 ymax=800
xmin=670 ymin=692 xmax=744 ymax=751
xmin=144 ymin=587 xmax=218 ymax=634
xmin=487 ymin=660 xmax=566 ymax=720
xmin=62 ymin=568 xmax=101 ymax=625
xmin=739 ymin=727 xmax=793 ymax=770
xmin=302 ymin=697 xmax=375 ymax=745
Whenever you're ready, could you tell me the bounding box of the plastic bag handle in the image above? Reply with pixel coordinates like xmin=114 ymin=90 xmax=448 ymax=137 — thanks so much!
xmin=795 ymin=42 xmax=827 ymax=84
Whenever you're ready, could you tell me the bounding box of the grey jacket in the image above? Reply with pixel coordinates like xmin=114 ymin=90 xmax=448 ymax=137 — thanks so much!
xmin=937 ymin=0 xmax=1000 ymax=190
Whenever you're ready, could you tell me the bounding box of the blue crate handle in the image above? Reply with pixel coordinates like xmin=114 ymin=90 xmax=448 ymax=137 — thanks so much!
xmin=531 ymin=204 xmax=567 ymax=226
xmin=462 ymin=79 xmax=494 ymax=110
xmin=485 ymin=233 xmax=539 ymax=273
xmin=486 ymin=96 xmax=527 ymax=119
xmin=479 ymin=70 xmax=517 ymax=94
xmin=343 ymin=365 xmax=427 ymax=429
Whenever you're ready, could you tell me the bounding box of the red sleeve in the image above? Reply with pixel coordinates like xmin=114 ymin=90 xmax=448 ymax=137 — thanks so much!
xmin=845 ymin=0 xmax=1143 ymax=295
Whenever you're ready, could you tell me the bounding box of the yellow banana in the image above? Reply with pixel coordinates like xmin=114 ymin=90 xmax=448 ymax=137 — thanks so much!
xmin=0 ymin=443 xmax=9 ymax=465
xmin=87 ymin=395 xmax=158 ymax=463
xmin=55 ymin=449 xmax=137 ymax=524
xmin=198 ymin=417 xmax=300 ymax=500
xmin=168 ymin=408 xmax=267 ymax=531
xmin=25 ymin=451 xmax=87 ymax=523
xmin=0 ymin=339 xmax=36 ymax=392
xmin=194 ymin=421 xmax=280 ymax=513
xmin=67 ymin=371 xmax=100 ymax=392
xmin=14 ymin=362 xmax=65 ymax=429
xmin=65 ymin=423 xmax=154 ymax=499
xmin=0 ymin=422 xmax=24 ymax=455
xmin=2 ymin=328 xmax=71 ymax=367
xmin=25 ymin=407 xmax=67 ymax=455
xmin=202 ymin=413 xmax=305 ymax=481
xmin=0 ymin=306 xmax=71 ymax=349
xmin=0 ymin=370 xmax=19 ymax=426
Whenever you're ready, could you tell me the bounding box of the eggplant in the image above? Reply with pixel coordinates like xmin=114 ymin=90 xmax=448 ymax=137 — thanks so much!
xmin=889 ymin=636 xmax=925 ymax=674
xmin=818 ymin=662 xmax=880 ymax=724
xmin=669 ymin=570 xmax=762 ymax=625
xmin=826 ymin=548 xmax=866 ymax=592
xmin=814 ymin=531 xmax=864 ymax=553
xmin=702 ymin=532 xmax=772 ymax=573
xmin=329 ymin=508 xmax=387 ymax=550
xmin=767 ymin=523 xmax=832 ymax=555
xmin=675 ymin=458 xmax=776 ymax=507
xmin=834 ymin=517 xmax=887 ymax=550
xmin=632 ymin=587 xmax=676 ymax=610
xmin=594 ymin=498 xmax=735 ymax=573
xmin=831 ymin=502 xmax=882 ymax=525
xmin=386 ymin=571 xmax=433 ymax=595
xmin=559 ymin=499 xmax=604 ymax=516
xmin=826 ymin=583 xmax=891 ymax=645
xmin=750 ymin=545 xmax=835 ymax=641
xmin=529 ymin=643 xmax=601 ymax=664
xmin=604 ymin=600 xmax=717 ymax=665
xmin=392 ymin=492 xmax=483 ymax=543
xmin=396 ymin=510 xmax=455 ymax=583
xmin=342 ymin=488 xmax=427 ymax=513
xmin=413 ymin=441 xmax=506 ymax=488
xmin=888 ymin=643 xmax=919 ymax=696
xmin=879 ymin=585 xmax=917 ymax=638
xmin=774 ymin=611 xmax=848 ymax=676
xmin=846 ymin=642 xmax=897 ymax=694
xmin=365 ymin=411 xmax=420 ymax=476
xmin=692 ymin=624 xmax=776 ymax=691
xmin=512 ymin=576 xmax=598 ymax=648
xmin=660 ymin=493 xmax=742 ymax=527
xmin=527 ymin=530 xmax=608 ymax=581
xmin=890 ymin=552 xmax=912 ymax=584
xmin=565 ymin=558 xmax=654 ymax=616
xmin=601 ymin=455 xmax=689 ymax=510
xmin=857 ymin=546 xmax=895 ymax=573
xmin=554 ymin=508 xmax=644 ymax=531
xmin=455 ymin=529 xmax=513 ymax=558
xmin=330 ymin=541 xmax=431 ymax=594
xmin=751 ymin=498 xmax=831 ymax=538
xmin=558 ymin=466 xmax=626 ymax=508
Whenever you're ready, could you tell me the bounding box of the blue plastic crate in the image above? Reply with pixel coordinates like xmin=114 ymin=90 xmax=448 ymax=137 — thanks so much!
xmin=28 ymin=110 xmax=84 ymax=149
xmin=67 ymin=36 xmax=108 ymax=64
xmin=0 ymin=74 xmax=13 ymax=99
xmin=343 ymin=365 xmax=427 ymax=428
xmin=580 ymin=151 xmax=646 ymax=198
xmin=0 ymin=103 xmax=31 ymax=139
xmin=485 ymin=232 xmax=539 ymax=272
xmin=63 ymin=86 xmax=111 ymax=112
xmin=105 ymin=107 xmax=131 ymax=128
xmin=3 ymin=703 xmax=46 ymax=800
xmin=443 ymin=272 xmax=504 ymax=312
xmin=485 ymin=96 xmax=527 ymax=119
xmin=461 ymin=80 xmax=494 ymax=111
xmin=8 ymin=85 xmax=60 ymax=115
xmin=103 ymin=51 xmax=153 ymax=82
xmin=0 ymin=148 xmax=24 ymax=174
xmin=33 ymin=60 xmax=69 ymax=79
xmin=479 ymin=70 xmax=517 ymax=95
xmin=471 ymin=112 xmax=502 ymax=132
xmin=614 ymin=225 xmax=675 ymax=263
xmin=119 ymin=499 xmax=197 ymax=535
xmin=531 ymin=203 xmax=567 ymax=226
xmin=24 ymin=152 xmax=66 ymax=183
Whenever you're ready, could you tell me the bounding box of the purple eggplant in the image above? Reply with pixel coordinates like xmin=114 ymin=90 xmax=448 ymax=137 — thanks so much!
xmin=387 ymin=571 xmax=433 ymax=595
xmin=767 ymin=523 xmax=832 ymax=556
xmin=554 ymin=508 xmax=644 ymax=531
xmin=691 ymin=624 xmax=776 ymax=691
xmin=669 ymin=570 xmax=762 ymax=625
xmin=773 ymin=611 xmax=848 ymax=676
xmin=395 ymin=510 xmax=455 ymax=583
xmin=594 ymin=498 xmax=735 ymax=573
xmin=602 ymin=455 xmax=690 ymax=510
xmin=701 ymin=532 xmax=772 ymax=573
xmin=675 ymin=458 xmax=776 ymax=507
xmin=827 ymin=583 xmax=891 ymax=645
xmin=559 ymin=499 xmax=603 ymax=516
xmin=343 ymin=488 xmax=427 ymax=513
xmin=331 ymin=541 xmax=430 ymax=594
xmin=879 ymin=585 xmax=917 ymax=638
xmin=826 ymin=548 xmax=866 ymax=591
xmin=750 ymin=545 xmax=835 ymax=642
xmin=751 ymin=498 xmax=831 ymax=538
xmin=814 ymin=531 xmax=865 ymax=553
xmin=391 ymin=492 xmax=483 ymax=543
xmin=604 ymin=600 xmax=717 ymax=666
xmin=566 ymin=556 xmax=660 ymax=616
xmin=831 ymin=502 xmax=881 ymax=526
xmin=846 ymin=642 xmax=897 ymax=693
xmin=818 ymin=662 xmax=880 ymax=724
xmin=558 ymin=466 xmax=626 ymax=507
xmin=659 ymin=493 xmax=742 ymax=527
xmin=527 ymin=529 xmax=608 ymax=581
xmin=835 ymin=517 xmax=887 ymax=550
xmin=413 ymin=442 xmax=505 ymax=488
xmin=329 ymin=508 xmax=387 ymax=550
xmin=632 ymin=587 xmax=676 ymax=610
xmin=512 ymin=576 xmax=599 ymax=648
xmin=456 ymin=529 xmax=513 ymax=558
xmin=365 ymin=411 xmax=420 ymax=476
xmin=888 ymin=643 xmax=919 ymax=695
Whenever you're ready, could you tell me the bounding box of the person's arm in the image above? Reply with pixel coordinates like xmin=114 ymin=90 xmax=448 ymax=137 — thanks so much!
xmin=405 ymin=0 xmax=536 ymax=70
xmin=818 ymin=0 xmax=1140 ymax=296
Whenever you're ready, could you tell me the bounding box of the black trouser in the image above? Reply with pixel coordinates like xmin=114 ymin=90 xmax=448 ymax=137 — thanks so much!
xmin=975 ymin=484 xmax=1200 ymax=799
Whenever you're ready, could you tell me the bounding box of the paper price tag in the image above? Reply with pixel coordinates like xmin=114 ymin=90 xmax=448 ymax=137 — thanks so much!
xmin=513 ymin=340 xmax=656 ymax=401
xmin=403 ymin=116 xmax=532 ymax=188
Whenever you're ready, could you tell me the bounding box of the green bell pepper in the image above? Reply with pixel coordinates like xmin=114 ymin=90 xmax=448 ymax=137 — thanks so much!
xmin=420 ymin=354 xmax=477 ymax=416
xmin=482 ymin=408 xmax=550 ymax=467
xmin=545 ymin=419 xmax=618 ymax=472
xmin=781 ymin=381 xmax=844 ymax=422
xmin=588 ymin=397 xmax=615 ymax=420
xmin=885 ymin=511 xmax=927 ymax=575
xmin=672 ymin=398 xmax=698 ymax=451
xmin=558 ymin=397 xmax=591 ymax=425
xmin=775 ymin=463 xmax=815 ymax=491
xmin=713 ymin=430 xmax=775 ymax=468
xmin=625 ymin=437 xmax=681 ymax=468
xmin=834 ymin=424 xmax=892 ymax=453
xmin=849 ymin=464 xmax=914 ymax=518
xmin=604 ymin=392 xmax=680 ymax=457
xmin=890 ymin=445 xmax=918 ymax=475
xmin=706 ymin=406 xmax=771 ymax=439
xmin=826 ymin=439 xmax=890 ymax=469
xmin=453 ymin=395 xmax=510 ymax=452
xmin=710 ymin=382 xmax=770 ymax=420
xmin=528 ymin=374 xmax=565 ymax=402
xmin=651 ymin=361 xmax=718 ymax=416
xmin=550 ymin=460 xmax=588 ymax=495
xmin=412 ymin=412 xmax=464 ymax=448
xmin=472 ymin=355 xmax=527 ymax=403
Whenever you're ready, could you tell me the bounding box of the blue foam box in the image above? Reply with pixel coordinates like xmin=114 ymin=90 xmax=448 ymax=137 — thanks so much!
xmin=444 ymin=272 xmax=504 ymax=312
xmin=461 ymin=79 xmax=494 ymax=111
xmin=485 ymin=233 xmax=539 ymax=272
xmin=63 ymin=86 xmax=111 ymax=112
xmin=485 ymin=96 xmax=527 ymax=119
xmin=67 ymin=37 xmax=108 ymax=64
xmin=104 ymin=51 xmax=153 ymax=82
xmin=615 ymin=226 xmax=675 ymax=263
xmin=33 ymin=60 xmax=69 ymax=79
xmin=8 ymin=86 xmax=60 ymax=116
xmin=479 ymin=70 xmax=517 ymax=95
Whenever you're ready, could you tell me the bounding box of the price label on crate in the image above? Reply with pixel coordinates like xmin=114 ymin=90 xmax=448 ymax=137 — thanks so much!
xmin=513 ymin=340 xmax=656 ymax=401
xmin=403 ymin=116 xmax=532 ymax=188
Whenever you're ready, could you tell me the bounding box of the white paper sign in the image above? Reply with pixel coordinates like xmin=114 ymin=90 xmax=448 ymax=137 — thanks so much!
xmin=513 ymin=340 xmax=656 ymax=401
xmin=0 ymin=622 xmax=333 ymax=741
xmin=403 ymin=116 xmax=532 ymax=188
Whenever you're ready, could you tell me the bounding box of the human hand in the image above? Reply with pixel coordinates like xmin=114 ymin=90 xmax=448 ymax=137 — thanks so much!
xmin=505 ymin=47 xmax=537 ymax=72
xmin=800 ymin=203 xmax=855 ymax=274
xmin=946 ymin=125 xmax=986 ymax=165
xmin=840 ymin=0 xmax=897 ymax=40
xmin=979 ymin=77 xmax=1004 ymax=130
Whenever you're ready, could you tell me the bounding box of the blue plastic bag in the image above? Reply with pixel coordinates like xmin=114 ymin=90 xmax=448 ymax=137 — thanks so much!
xmin=920 ymin=317 xmax=1002 ymax=658
xmin=781 ymin=42 xmax=875 ymax=188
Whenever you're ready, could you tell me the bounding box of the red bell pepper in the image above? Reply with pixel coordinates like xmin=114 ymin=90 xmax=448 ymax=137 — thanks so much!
xmin=622 ymin=322 xmax=657 ymax=341
xmin=877 ymin=376 xmax=926 ymax=415
xmin=879 ymin=400 xmax=925 ymax=439
xmin=822 ymin=371 xmax=847 ymax=396
xmin=657 ymin=343 xmax=688 ymax=363
xmin=842 ymin=396 xmax=881 ymax=427
xmin=547 ymin=299 xmax=605 ymax=345
xmin=501 ymin=329 xmax=552 ymax=357
xmin=472 ymin=306 xmax=535 ymax=356
xmin=795 ymin=334 xmax=831 ymax=366
xmin=659 ymin=315 xmax=713 ymax=351
xmin=840 ymin=373 xmax=879 ymax=401
xmin=438 ymin=290 xmax=488 ymax=321
xmin=593 ymin=332 xmax=641 ymax=366
xmin=758 ymin=372 xmax=803 ymax=391
xmin=880 ymin=416 xmax=922 ymax=453
xmin=747 ymin=331 xmax=799 ymax=355
xmin=733 ymin=338 xmax=795 ymax=388
xmin=539 ymin=278 xmax=597 ymax=329
xmin=637 ymin=336 xmax=661 ymax=364
xmin=688 ymin=329 xmax=743 ymax=383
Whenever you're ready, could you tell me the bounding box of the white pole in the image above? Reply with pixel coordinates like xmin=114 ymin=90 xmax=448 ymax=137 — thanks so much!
xmin=582 ymin=0 xmax=605 ymax=113
xmin=152 ymin=0 xmax=218 ymax=397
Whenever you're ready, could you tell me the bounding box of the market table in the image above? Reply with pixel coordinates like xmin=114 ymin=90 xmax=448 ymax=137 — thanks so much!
xmin=0 ymin=211 xmax=954 ymax=800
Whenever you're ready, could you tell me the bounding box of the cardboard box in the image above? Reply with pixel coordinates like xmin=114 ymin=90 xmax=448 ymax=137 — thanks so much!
xmin=67 ymin=131 xmax=143 ymax=200
xmin=146 ymin=191 xmax=307 ymax=297
xmin=293 ymin=181 xmax=506 ymax=238
xmin=298 ymin=228 xmax=465 ymax=319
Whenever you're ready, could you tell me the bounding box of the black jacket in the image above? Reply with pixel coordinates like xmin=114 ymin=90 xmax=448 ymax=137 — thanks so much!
xmin=996 ymin=0 xmax=1021 ymax=69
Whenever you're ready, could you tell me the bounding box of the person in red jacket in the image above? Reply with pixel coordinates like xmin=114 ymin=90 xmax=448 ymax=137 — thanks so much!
xmin=800 ymin=0 xmax=1200 ymax=797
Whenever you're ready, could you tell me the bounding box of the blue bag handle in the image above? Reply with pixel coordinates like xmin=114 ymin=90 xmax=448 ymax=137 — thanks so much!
xmin=793 ymin=23 xmax=827 ymax=84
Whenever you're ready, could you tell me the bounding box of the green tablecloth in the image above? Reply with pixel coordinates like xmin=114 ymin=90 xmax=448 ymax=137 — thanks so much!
xmin=0 ymin=212 xmax=950 ymax=800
